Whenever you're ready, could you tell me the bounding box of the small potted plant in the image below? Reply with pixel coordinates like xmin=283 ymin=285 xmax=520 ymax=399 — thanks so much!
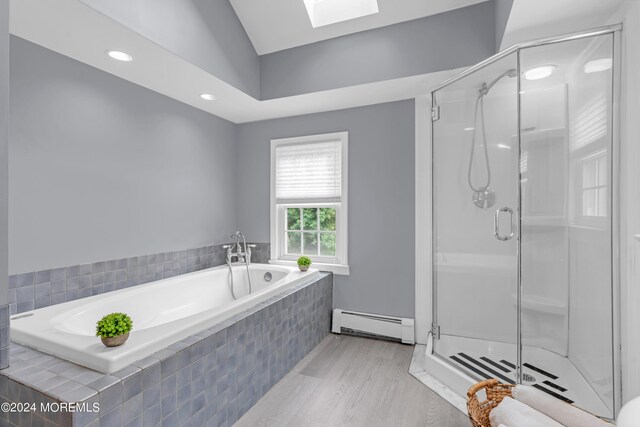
xmin=297 ymin=256 xmax=312 ymax=272
xmin=96 ymin=312 xmax=133 ymax=347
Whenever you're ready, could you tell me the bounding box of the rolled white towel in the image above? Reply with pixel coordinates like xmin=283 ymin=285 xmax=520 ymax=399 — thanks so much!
xmin=512 ymin=385 xmax=613 ymax=427
xmin=489 ymin=396 xmax=563 ymax=427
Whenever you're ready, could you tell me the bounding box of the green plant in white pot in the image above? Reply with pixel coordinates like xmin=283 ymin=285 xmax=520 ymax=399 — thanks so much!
xmin=297 ymin=256 xmax=312 ymax=272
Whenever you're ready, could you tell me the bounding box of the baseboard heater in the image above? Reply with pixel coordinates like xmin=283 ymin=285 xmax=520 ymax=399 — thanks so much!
xmin=332 ymin=309 xmax=415 ymax=344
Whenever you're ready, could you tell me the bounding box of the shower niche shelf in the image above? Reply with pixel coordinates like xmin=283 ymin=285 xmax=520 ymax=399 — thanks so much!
xmin=520 ymin=127 xmax=567 ymax=142
xmin=521 ymin=216 xmax=568 ymax=227
xmin=510 ymin=294 xmax=567 ymax=315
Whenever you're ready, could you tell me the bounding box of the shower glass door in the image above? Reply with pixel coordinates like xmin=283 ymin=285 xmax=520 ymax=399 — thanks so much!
xmin=431 ymin=52 xmax=520 ymax=385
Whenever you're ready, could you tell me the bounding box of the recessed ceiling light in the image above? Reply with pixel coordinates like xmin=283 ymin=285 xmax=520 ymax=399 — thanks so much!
xmin=524 ymin=65 xmax=556 ymax=81
xmin=464 ymin=127 xmax=475 ymax=131
xmin=106 ymin=50 xmax=133 ymax=62
xmin=303 ymin=0 xmax=379 ymax=28
xmin=584 ymin=58 xmax=612 ymax=74
xmin=200 ymin=93 xmax=216 ymax=101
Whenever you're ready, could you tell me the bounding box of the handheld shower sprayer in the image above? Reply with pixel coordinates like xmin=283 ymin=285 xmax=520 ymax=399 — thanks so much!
xmin=227 ymin=231 xmax=253 ymax=296
xmin=468 ymin=68 xmax=517 ymax=209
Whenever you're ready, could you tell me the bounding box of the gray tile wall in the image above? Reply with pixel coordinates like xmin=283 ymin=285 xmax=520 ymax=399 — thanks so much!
xmin=7 ymin=243 xmax=270 ymax=316
xmin=247 ymin=243 xmax=270 ymax=265
xmin=0 ymin=305 xmax=8 ymax=369
xmin=0 ymin=271 xmax=332 ymax=426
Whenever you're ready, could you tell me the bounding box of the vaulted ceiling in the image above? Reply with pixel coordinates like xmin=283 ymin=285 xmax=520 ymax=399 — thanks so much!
xmin=230 ymin=0 xmax=488 ymax=54
xmin=8 ymin=0 xmax=626 ymax=123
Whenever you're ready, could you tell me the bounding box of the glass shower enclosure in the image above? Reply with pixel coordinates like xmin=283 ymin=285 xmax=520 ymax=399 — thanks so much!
xmin=430 ymin=26 xmax=619 ymax=419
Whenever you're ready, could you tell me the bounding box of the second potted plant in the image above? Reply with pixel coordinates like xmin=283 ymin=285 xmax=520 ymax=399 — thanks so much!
xmin=96 ymin=312 xmax=133 ymax=347
xmin=297 ymin=256 xmax=312 ymax=272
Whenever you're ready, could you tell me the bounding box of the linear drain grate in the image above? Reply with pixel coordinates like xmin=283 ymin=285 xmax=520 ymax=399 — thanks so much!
xmin=447 ymin=353 xmax=574 ymax=404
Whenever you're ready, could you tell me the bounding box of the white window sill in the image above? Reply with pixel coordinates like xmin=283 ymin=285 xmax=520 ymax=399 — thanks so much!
xmin=268 ymin=259 xmax=350 ymax=276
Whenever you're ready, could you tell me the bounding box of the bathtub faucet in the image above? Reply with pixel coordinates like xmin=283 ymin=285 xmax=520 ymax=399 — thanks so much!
xmin=225 ymin=231 xmax=254 ymax=296
xmin=225 ymin=231 xmax=256 ymax=264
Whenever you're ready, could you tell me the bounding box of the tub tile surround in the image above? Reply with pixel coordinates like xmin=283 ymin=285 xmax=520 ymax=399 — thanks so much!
xmin=7 ymin=243 xmax=270 ymax=315
xmin=0 ymin=272 xmax=332 ymax=426
xmin=0 ymin=305 xmax=8 ymax=369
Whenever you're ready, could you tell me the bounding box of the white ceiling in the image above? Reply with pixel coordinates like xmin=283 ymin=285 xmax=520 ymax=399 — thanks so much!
xmin=230 ymin=0 xmax=488 ymax=55
xmin=501 ymin=0 xmax=626 ymax=49
xmin=9 ymin=0 xmax=461 ymax=124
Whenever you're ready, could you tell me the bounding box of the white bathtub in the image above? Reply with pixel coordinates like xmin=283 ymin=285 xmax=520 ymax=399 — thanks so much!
xmin=10 ymin=263 xmax=319 ymax=373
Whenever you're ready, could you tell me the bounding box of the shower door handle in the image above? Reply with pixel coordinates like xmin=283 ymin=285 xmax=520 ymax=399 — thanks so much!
xmin=494 ymin=207 xmax=515 ymax=241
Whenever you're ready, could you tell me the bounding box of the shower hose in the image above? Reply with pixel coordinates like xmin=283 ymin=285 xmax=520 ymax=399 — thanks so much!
xmin=468 ymin=88 xmax=492 ymax=194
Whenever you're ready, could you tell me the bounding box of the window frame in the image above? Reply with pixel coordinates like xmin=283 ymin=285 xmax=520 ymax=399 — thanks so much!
xmin=270 ymin=132 xmax=349 ymax=275
xmin=577 ymin=150 xmax=608 ymax=225
xmin=278 ymin=203 xmax=342 ymax=263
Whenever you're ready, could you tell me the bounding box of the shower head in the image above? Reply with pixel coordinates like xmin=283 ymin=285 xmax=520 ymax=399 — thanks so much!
xmin=481 ymin=68 xmax=518 ymax=95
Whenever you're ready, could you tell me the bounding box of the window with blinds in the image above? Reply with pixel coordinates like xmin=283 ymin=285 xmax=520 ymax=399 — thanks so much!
xmin=270 ymin=132 xmax=349 ymax=274
xmin=275 ymin=140 xmax=342 ymax=202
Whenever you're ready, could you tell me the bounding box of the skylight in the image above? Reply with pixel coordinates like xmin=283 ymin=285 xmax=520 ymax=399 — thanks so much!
xmin=303 ymin=0 xmax=379 ymax=28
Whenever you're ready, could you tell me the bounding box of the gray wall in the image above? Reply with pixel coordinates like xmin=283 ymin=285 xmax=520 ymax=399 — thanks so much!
xmin=9 ymin=38 xmax=419 ymax=318
xmin=236 ymin=101 xmax=415 ymax=318
xmin=78 ymin=0 xmax=502 ymax=102
xmin=9 ymin=37 xmax=238 ymax=274
xmin=80 ymin=0 xmax=260 ymax=99
xmin=259 ymin=2 xmax=496 ymax=99
xmin=0 ymin=2 xmax=8 ymax=304
xmin=494 ymin=0 xmax=515 ymax=50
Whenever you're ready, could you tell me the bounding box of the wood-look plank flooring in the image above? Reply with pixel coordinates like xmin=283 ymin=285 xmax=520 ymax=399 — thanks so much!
xmin=234 ymin=335 xmax=469 ymax=427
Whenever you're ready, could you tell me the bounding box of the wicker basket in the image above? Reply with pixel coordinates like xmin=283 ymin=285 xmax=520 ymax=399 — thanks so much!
xmin=467 ymin=379 xmax=515 ymax=427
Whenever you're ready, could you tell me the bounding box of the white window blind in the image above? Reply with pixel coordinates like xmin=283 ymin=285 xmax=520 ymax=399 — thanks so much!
xmin=275 ymin=140 xmax=342 ymax=202
xmin=570 ymin=93 xmax=608 ymax=150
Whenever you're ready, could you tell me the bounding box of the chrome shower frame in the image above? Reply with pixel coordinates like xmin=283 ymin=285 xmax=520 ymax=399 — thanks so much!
xmin=428 ymin=23 xmax=622 ymax=418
